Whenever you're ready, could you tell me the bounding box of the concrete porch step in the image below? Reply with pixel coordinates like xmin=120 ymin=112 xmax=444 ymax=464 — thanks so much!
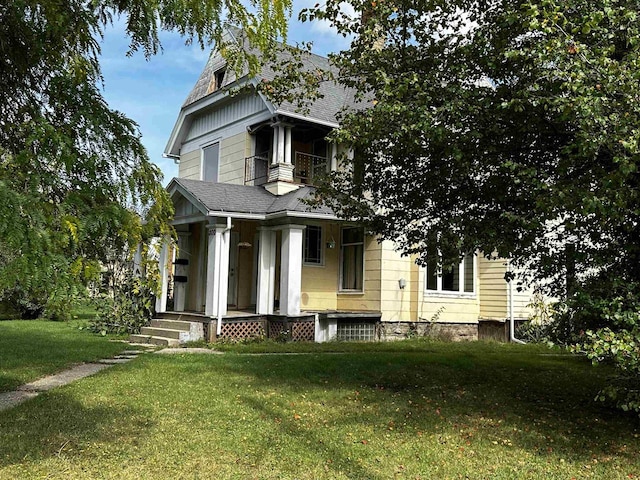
xmin=140 ymin=326 xmax=184 ymax=340
xmin=150 ymin=319 xmax=192 ymax=331
xmin=129 ymin=334 xmax=180 ymax=347
xmin=155 ymin=311 xmax=209 ymax=323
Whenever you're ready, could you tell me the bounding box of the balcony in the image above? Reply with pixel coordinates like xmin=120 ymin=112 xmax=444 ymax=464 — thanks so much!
xmin=293 ymin=152 xmax=327 ymax=185
xmin=244 ymin=151 xmax=328 ymax=186
xmin=244 ymin=154 xmax=269 ymax=186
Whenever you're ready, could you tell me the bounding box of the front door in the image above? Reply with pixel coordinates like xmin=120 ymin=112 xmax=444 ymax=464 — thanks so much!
xmin=227 ymin=232 xmax=239 ymax=307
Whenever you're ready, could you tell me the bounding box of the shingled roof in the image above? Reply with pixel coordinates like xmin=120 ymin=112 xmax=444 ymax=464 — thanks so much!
xmin=171 ymin=178 xmax=336 ymax=218
xmin=181 ymin=28 xmax=359 ymax=126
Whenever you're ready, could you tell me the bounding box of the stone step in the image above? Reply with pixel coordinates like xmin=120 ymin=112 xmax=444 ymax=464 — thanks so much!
xmin=150 ymin=319 xmax=192 ymax=331
xmin=140 ymin=326 xmax=184 ymax=340
xmin=155 ymin=311 xmax=209 ymax=323
xmin=129 ymin=334 xmax=179 ymax=347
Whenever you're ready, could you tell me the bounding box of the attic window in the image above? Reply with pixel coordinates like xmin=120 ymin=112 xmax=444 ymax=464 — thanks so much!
xmin=214 ymin=68 xmax=226 ymax=90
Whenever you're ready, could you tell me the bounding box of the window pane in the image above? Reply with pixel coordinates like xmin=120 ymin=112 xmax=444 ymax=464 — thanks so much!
xmin=342 ymin=227 xmax=363 ymax=244
xmin=341 ymin=244 xmax=363 ymax=290
xmin=442 ymin=264 xmax=457 ymax=291
xmin=203 ymin=144 xmax=219 ymax=182
xmin=426 ymin=243 xmax=438 ymax=290
xmin=464 ymin=256 xmax=474 ymax=293
xmin=304 ymin=226 xmax=322 ymax=265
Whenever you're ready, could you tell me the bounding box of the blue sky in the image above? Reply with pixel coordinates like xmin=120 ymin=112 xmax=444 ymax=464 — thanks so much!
xmin=99 ymin=1 xmax=353 ymax=185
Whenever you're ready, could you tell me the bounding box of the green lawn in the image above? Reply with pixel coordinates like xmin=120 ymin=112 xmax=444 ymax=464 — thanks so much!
xmin=0 ymin=320 xmax=127 ymax=393
xmin=0 ymin=339 xmax=638 ymax=479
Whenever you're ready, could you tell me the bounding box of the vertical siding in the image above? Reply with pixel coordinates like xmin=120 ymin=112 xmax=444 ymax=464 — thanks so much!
xmin=336 ymin=236 xmax=381 ymax=312
xmin=379 ymin=241 xmax=418 ymax=321
xmin=184 ymin=94 xmax=267 ymax=142
xmin=478 ymin=256 xmax=508 ymax=319
xmin=179 ymin=150 xmax=201 ymax=179
xmin=219 ymin=132 xmax=248 ymax=185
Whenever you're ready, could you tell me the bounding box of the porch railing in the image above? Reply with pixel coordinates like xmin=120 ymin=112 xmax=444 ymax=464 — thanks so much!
xmin=294 ymin=152 xmax=327 ymax=185
xmin=244 ymin=154 xmax=269 ymax=186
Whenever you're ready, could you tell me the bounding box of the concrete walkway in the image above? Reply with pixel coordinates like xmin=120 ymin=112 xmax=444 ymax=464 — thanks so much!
xmin=0 ymin=350 xmax=146 ymax=413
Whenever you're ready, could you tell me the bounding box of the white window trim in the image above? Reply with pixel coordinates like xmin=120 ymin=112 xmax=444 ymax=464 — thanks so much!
xmin=339 ymin=226 xmax=365 ymax=293
xmin=200 ymin=140 xmax=221 ymax=182
xmin=424 ymin=254 xmax=477 ymax=298
xmin=303 ymin=224 xmax=324 ymax=267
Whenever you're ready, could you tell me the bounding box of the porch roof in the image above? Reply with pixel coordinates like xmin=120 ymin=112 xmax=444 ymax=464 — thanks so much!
xmin=169 ymin=177 xmax=337 ymax=220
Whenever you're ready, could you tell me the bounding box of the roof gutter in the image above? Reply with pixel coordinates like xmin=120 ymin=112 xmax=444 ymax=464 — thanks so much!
xmin=163 ymin=152 xmax=181 ymax=164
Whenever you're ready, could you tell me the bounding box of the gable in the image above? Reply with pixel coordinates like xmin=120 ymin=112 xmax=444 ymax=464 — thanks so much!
xmin=184 ymin=93 xmax=268 ymax=143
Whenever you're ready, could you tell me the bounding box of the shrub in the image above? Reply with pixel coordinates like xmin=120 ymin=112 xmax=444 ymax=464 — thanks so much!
xmin=89 ymin=272 xmax=154 ymax=335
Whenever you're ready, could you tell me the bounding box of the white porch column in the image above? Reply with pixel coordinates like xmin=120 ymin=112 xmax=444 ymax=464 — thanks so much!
xmin=271 ymin=126 xmax=279 ymax=165
xmin=276 ymin=124 xmax=285 ymax=164
xmin=155 ymin=237 xmax=170 ymax=313
xmin=133 ymin=244 xmax=143 ymax=277
xmin=173 ymin=232 xmax=190 ymax=312
xmin=256 ymin=228 xmax=276 ymax=314
xmin=284 ymin=125 xmax=293 ymax=164
xmin=279 ymin=224 xmax=305 ymax=316
xmin=330 ymin=142 xmax=338 ymax=172
xmin=204 ymin=222 xmax=231 ymax=320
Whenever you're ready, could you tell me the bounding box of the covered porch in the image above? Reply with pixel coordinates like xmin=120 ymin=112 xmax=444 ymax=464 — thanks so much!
xmin=156 ymin=178 xmax=340 ymax=338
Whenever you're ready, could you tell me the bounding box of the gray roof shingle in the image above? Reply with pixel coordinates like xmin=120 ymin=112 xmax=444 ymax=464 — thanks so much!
xmin=173 ymin=178 xmax=335 ymax=217
xmin=182 ymin=28 xmax=360 ymax=125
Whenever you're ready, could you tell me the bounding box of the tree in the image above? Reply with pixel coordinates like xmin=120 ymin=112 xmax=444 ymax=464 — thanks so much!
xmin=302 ymin=0 xmax=640 ymax=412
xmin=0 ymin=0 xmax=291 ymax=318
xmin=304 ymin=0 xmax=639 ymax=298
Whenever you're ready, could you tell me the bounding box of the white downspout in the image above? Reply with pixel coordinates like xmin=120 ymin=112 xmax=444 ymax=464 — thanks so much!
xmin=507 ymin=262 xmax=525 ymax=344
xmin=216 ymin=217 xmax=232 ymax=336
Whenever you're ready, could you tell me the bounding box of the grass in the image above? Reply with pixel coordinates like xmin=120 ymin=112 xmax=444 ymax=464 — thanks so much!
xmin=0 ymin=319 xmax=128 ymax=393
xmin=0 ymin=339 xmax=639 ymax=479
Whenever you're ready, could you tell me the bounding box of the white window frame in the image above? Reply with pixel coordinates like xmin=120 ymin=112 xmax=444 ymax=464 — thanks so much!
xmin=424 ymin=253 xmax=477 ymax=298
xmin=201 ymin=141 xmax=220 ymax=182
xmin=339 ymin=226 xmax=365 ymax=293
xmin=303 ymin=225 xmax=324 ymax=267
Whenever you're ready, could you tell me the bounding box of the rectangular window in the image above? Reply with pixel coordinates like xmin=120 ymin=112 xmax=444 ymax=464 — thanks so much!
xmin=304 ymin=225 xmax=323 ymax=265
xmin=340 ymin=227 xmax=364 ymax=291
xmin=425 ymin=251 xmax=475 ymax=295
xmin=203 ymin=143 xmax=219 ymax=182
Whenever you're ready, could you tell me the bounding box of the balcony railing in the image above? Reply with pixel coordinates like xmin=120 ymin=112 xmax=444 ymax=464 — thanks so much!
xmin=244 ymin=154 xmax=269 ymax=186
xmin=244 ymin=151 xmax=328 ymax=186
xmin=294 ymin=152 xmax=327 ymax=185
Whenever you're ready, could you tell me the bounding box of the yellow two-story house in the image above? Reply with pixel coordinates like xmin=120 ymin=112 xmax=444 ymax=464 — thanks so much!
xmin=133 ymin=30 xmax=535 ymax=345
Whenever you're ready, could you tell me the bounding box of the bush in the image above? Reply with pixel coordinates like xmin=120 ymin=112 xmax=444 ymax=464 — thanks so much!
xmin=89 ymin=272 xmax=154 ymax=335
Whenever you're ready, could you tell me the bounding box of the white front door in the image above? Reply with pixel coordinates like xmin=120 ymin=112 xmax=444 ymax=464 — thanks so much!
xmin=227 ymin=232 xmax=239 ymax=306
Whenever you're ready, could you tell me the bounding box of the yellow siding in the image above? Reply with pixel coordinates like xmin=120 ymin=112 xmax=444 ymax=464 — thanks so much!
xmin=219 ymin=132 xmax=248 ymax=185
xmin=478 ymin=256 xmax=508 ymax=319
xmin=301 ymin=229 xmax=339 ymax=311
xmin=336 ymin=235 xmax=381 ymax=312
xmin=379 ymin=241 xmax=419 ymax=321
xmin=179 ymin=150 xmax=201 ymax=179
xmin=416 ymin=265 xmax=480 ymax=323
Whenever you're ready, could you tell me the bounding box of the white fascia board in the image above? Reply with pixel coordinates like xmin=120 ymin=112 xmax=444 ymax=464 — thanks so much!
xmin=274 ymin=109 xmax=340 ymax=129
xmin=266 ymin=211 xmax=340 ymax=221
xmin=167 ymin=180 xmax=210 ymax=217
xmin=250 ymin=78 xmax=277 ymax=115
xmin=206 ymin=211 xmax=266 ymax=220
xmin=164 ymin=75 xmax=263 ymax=157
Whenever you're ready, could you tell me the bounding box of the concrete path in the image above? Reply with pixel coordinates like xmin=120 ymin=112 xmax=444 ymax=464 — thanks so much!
xmin=0 ymin=350 xmax=147 ymax=413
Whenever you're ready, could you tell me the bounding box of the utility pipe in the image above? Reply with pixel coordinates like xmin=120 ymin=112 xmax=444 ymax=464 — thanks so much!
xmin=507 ymin=262 xmax=525 ymax=344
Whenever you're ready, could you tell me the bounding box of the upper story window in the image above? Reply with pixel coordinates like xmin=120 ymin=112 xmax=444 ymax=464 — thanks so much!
xmin=303 ymin=225 xmax=323 ymax=266
xmin=340 ymin=227 xmax=364 ymax=292
xmin=202 ymin=143 xmax=219 ymax=182
xmin=214 ymin=68 xmax=226 ymax=90
xmin=425 ymin=244 xmax=475 ymax=295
